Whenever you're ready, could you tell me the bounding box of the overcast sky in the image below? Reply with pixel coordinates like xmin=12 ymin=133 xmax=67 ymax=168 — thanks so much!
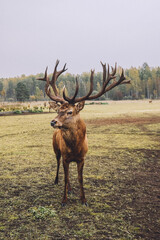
xmin=1 ymin=0 xmax=160 ymax=78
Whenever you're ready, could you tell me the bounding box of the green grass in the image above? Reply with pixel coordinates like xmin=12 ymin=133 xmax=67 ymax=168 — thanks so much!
xmin=0 ymin=101 xmax=160 ymax=239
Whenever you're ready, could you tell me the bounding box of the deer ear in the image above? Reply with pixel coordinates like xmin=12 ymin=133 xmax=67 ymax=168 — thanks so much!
xmin=55 ymin=103 xmax=62 ymax=112
xmin=75 ymin=101 xmax=85 ymax=113
xmin=50 ymin=102 xmax=61 ymax=112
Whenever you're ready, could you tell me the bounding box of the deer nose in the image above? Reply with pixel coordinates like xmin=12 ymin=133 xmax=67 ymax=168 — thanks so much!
xmin=50 ymin=120 xmax=57 ymax=127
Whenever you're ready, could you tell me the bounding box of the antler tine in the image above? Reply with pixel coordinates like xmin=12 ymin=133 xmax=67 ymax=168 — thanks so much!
xmin=55 ymin=59 xmax=60 ymax=68
xmin=36 ymin=66 xmax=48 ymax=81
xmin=63 ymin=77 xmax=79 ymax=104
xmin=99 ymin=62 xmax=116 ymax=89
xmin=37 ymin=67 xmax=51 ymax=92
xmin=62 ymin=86 xmax=70 ymax=102
xmin=74 ymin=69 xmax=94 ymax=103
xmin=63 ymin=86 xmax=70 ymax=102
xmin=100 ymin=62 xmax=116 ymax=85
xmin=104 ymin=68 xmax=126 ymax=92
xmin=100 ymin=62 xmax=107 ymax=84
xmin=61 ymin=63 xmax=68 ymax=74
xmin=50 ymin=60 xmax=68 ymax=96
xmin=120 ymin=79 xmax=131 ymax=85
xmin=45 ymin=66 xmax=48 ymax=80
xmin=101 ymin=63 xmax=116 ymax=88
xmin=55 ymin=62 xmax=68 ymax=78
xmin=71 ymin=78 xmax=79 ymax=102
xmin=111 ymin=63 xmax=117 ymax=76
xmin=46 ymin=86 xmax=66 ymax=103
xmin=107 ymin=64 xmax=110 ymax=79
xmin=116 ymin=68 xmax=125 ymax=85
xmin=86 ymin=69 xmax=94 ymax=97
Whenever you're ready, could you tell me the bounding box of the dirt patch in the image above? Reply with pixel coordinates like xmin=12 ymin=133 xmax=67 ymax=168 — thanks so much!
xmin=108 ymin=149 xmax=160 ymax=239
xmin=86 ymin=115 xmax=160 ymax=125
xmin=0 ymin=111 xmax=51 ymax=116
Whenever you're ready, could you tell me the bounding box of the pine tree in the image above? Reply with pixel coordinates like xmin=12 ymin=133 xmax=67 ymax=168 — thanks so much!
xmin=6 ymin=81 xmax=14 ymax=99
xmin=15 ymin=82 xmax=29 ymax=101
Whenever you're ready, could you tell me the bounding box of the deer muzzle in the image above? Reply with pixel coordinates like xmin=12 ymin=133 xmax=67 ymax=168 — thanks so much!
xmin=50 ymin=120 xmax=57 ymax=127
xmin=50 ymin=120 xmax=62 ymax=129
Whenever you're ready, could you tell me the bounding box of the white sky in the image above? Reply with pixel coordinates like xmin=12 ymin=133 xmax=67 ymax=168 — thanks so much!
xmin=1 ymin=0 xmax=160 ymax=78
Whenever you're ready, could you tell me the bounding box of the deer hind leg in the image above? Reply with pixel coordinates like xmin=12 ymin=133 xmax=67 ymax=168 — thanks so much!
xmin=67 ymin=173 xmax=72 ymax=194
xmin=77 ymin=160 xmax=87 ymax=205
xmin=62 ymin=161 xmax=70 ymax=206
xmin=54 ymin=151 xmax=61 ymax=185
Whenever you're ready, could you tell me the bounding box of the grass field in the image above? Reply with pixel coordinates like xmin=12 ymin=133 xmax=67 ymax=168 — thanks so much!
xmin=0 ymin=101 xmax=160 ymax=239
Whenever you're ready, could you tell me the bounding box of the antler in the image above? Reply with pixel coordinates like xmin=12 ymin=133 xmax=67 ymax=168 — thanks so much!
xmin=63 ymin=62 xmax=130 ymax=103
xmin=37 ymin=60 xmax=130 ymax=104
xmin=37 ymin=60 xmax=67 ymax=103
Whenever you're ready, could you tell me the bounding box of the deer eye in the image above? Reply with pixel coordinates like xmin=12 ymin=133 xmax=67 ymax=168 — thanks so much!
xmin=67 ymin=110 xmax=73 ymax=115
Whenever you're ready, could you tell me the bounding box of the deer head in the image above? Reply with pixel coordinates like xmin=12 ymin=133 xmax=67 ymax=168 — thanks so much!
xmin=50 ymin=101 xmax=85 ymax=129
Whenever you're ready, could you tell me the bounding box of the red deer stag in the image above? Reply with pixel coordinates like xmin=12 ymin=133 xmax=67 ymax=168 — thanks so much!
xmin=37 ymin=60 xmax=130 ymax=206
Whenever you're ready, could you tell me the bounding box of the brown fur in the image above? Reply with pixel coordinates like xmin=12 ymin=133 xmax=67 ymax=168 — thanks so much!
xmin=51 ymin=102 xmax=88 ymax=205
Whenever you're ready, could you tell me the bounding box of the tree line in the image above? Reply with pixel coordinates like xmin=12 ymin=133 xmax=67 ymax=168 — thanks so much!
xmin=0 ymin=62 xmax=160 ymax=102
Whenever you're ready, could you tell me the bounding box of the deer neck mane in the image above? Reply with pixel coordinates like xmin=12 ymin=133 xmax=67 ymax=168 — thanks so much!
xmin=61 ymin=116 xmax=86 ymax=149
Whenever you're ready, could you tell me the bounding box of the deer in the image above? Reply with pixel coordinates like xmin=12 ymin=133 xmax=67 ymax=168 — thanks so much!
xmin=37 ymin=60 xmax=130 ymax=206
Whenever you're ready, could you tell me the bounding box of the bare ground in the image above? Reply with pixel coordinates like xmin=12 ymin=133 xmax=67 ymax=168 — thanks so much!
xmin=0 ymin=114 xmax=160 ymax=239
xmin=86 ymin=115 xmax=160 ymax=125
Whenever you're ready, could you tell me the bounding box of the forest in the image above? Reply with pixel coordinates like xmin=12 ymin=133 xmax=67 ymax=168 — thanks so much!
xmin=0 ymin=62 xmax=160 ymax=101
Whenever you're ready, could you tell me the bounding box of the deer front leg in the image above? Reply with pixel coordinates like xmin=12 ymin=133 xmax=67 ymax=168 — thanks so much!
xmin=77 ymin=160 xmax=87 ymax=205
xmin=54 ymin=151 xmax=61 ymax=185
xmin=62 ymin=161 xmax=69 ymax=206
xmin=68 ymin=178 xmax=72 ymax=194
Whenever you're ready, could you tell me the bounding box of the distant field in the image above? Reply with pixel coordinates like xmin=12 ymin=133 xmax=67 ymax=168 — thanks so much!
xmin=0 ymin=101 xmax=160 ymax=239
xmin=83 ymin=100 xmax=160 ymax=119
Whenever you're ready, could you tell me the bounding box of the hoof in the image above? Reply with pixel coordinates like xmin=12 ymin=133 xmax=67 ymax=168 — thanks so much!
xmin=61 ymin=202 xmax=67 ymax=207
xmin=82 ymin=202 xmax=88 ymax=206
xmin=68 ymin=190 xmax=72 ymax=195
xmin=54 ymin=179 xmax=58 ymax=185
